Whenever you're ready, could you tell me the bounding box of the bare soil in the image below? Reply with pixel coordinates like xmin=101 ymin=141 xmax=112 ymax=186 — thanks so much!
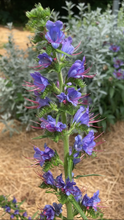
xmin=0 ymin=26 xmax=124 ymax=219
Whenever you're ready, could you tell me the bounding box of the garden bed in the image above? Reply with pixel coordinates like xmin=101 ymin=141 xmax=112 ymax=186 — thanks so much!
xmin=0 ymin=121 xmax=124 ymax=219
xmin=0 ymin=25 xmax=124 ymax=219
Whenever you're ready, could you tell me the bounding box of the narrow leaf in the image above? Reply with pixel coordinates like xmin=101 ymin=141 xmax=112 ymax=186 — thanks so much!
xmin=68 ymin=195 xmax=87 ymax=220
xmin=56 ymin=49 xmax=72 ymax=57
xmin=74 ymin=174 xmax=103 ymax=179
xmin=31 ymin=211 xmax=39 ymax=219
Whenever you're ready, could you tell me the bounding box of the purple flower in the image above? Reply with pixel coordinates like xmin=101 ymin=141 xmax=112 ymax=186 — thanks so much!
xmin=40 ymin=205 xmax=55 ymax=220
xmin=40 ymin=115 xmax=66 ymax=132
xmin=109 ymin=45 xmax=120 ymax=52
xmin=64 ymin=177 xmax=76 ymax=196
xmin=14 ymin=210 xmax=19 ymax=215
xmin=57 ymin=92 xmax=67 ymax=103
xmin=113 ymin=58 xmax=123 ymax=69
xmin=82 ymin=130 xmax=96 ymax=155
xmin=45 ymin=20 xmax=65 ymax=49
xmin=23 ymin=212 xmax=27 ymax=217
xmin=38 ymin=53 xmax=53 ymax=68
xmin=36 ymin=97 xmax=50 ymax=108
xmin=68 ymin=57 xmax=85 ymax=79
xmin=43 ymin=171 xmax=55 ymax=186
xmin=72 ymin=185 xmax=82 ymax=201
xmin=43 ymin=143 xmax=55 ymax=160
xmin=25 ymin=96 xmax=50 ymax=109
xmin=12 ymin=197 xmax=17 ymax=204
xmin=61 ymin=36 xmax=74 ymax=56
xmin=5 ymin=206 xmax=11 ymax=213
xmin=73 ymin=152 xmax=80 ymax=165
xmin=74 ymin=135 xmax=83 ymax=151
xmin=113 ymin=69 xmax=124 ymax=79
xmin=53 ymin=203 xmax=62 ymax=216
xmin=30 ymin=72 xmax=49 ymax=92
xmin=73 ymin=106 xmax=89 ymax=127
xmin=34 ymin=146 xmax=44 ymax=166
xmin=67 ymin=88 xmax=82 ymax=106
xmin=55 ymin=174 xmax=65 ymax=189
xmin=28 ymin=217 xmax=32 ymax=220
xmin=82 ymin=190 xmax=100 ymax=211
xmin=10 ymin=215 xmax=14 ymax=219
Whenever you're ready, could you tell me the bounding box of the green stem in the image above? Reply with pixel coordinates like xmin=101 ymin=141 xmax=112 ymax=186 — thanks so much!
xmin=58 ymin=71 xmax=73 ymax=220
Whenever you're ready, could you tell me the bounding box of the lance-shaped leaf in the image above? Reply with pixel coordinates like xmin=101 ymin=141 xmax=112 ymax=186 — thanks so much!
xmin=56 ymin=49 xmax=72 ymax=57
xmin=74 ymin=174 xmax=103 ymax=179
xmin=67 ymin=194 xmax=88 ymax=220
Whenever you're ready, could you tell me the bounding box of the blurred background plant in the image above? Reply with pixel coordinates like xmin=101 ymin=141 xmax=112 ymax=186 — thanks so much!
xmin=0 ymin=23 xmax=37 ymax=133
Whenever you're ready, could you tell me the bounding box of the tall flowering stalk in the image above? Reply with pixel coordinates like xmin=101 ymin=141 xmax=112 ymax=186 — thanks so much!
xmin=0 ymin=4 xmax=105 ymax=220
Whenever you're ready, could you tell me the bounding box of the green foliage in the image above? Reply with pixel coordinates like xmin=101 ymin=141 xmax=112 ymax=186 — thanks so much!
xmin=0 ymin=29 xmax=37 ymax=131
xmin=26 ymin=3 xmax=50 ymax=30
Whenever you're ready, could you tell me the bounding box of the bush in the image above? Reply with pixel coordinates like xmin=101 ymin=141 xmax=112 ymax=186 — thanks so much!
xmin=0 ymin=24 xmax=37 ymax=131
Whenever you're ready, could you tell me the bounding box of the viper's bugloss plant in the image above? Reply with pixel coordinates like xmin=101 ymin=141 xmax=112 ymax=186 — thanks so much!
xmin=0 ymin=4 xmax=105 ymax=220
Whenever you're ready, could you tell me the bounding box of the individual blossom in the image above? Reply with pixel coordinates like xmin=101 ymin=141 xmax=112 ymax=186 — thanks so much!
xmin=64 ymin=177 xmax=76 ymax=196
xmin=67 ymin=88 xmax=82 ymax=106
xmin=82 ymin=190 xmax=100 ymax=211
xmin=4 ymin=205 xmax=11 ymax=213
xmin=73 ymin=106 xmax=89 ymax=127
xmin=68 ymin=57 xmax=93 ymax=79
xmin=69 ymin=146 xmax=80 ymax=165
xmin=30 ymin=72 xmax=50 ymax=92
xmin=42 ymin=143 xmax=55 ymax=161
xmin=113 ymin=58 xmax=123 ymax=69
xmin=40 ymin=205 xmax=55 ymax=220
xmin=23 ymin=212 xmax=27 ymax=217
xmin=14 ymin=210 xmax=19 ymax=215
xmin=61 ymin=36 xmax=74 ymax=56
xmin=10 ymin=214 xmax=14 ymax=219
xmin=73 ymin=152 xmax=80 ymax=165
xmin=55 ymin=174 xmax=65 ymax=189
xmin=38 ymin=53 xmax=53 ymax=68
xmin=72 ymin=185 xmax=82 ymax=201
xmin=25 ymin=96 xmax=50 ymax=109
xmin=74 ymin=135 xmax=83 ymax=151
xmin=53 ymin=203 xmax=62 ymax=216
xmin=82 ymin=130 xmax=96 ymax=155
xmin=113 ymin=69 xmax=124 ymax=79
xmin=40 ymin=115 xmax=66 ymax=132
xmin=12 ymin=197 xmax=17 ymax=204
xmin=33 ymin=146 xmax=44 ymax=166
xmin=109 ymin=44 xmax=120 ymax=52
xmin=57 ymin=92 xmax=67 ymax=103
xmin=45 ymin=20 xmax=65 ymax=49
xmin=43 ymin=171 xmax=55 ymax=186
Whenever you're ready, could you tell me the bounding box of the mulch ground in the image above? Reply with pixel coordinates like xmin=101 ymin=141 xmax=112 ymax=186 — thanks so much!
xmin=0 ymin=120 xmax=124 ymax=219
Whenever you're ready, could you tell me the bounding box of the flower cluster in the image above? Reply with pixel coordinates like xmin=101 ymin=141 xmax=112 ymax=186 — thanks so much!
xmin=109 ymin=44 xmax=124 ymax=80
xmin=34 ymin=143 xmax=55 ymax=167
xmin=40 ymin=203 xmax=62 ymax=219
xmin=74 ymin=130 xmax=96 ymax=155
xmin=2 ymin=196 xmax=31 ymax=220
xmin=42 ymin=171 xmax=100 ymax=211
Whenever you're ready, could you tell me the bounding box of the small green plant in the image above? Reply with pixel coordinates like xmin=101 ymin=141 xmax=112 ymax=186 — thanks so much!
xmin=0 ymin=23 xmax=37 ymax=132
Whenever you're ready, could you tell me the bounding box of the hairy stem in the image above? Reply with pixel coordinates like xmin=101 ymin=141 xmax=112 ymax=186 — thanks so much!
xmin=58 ymin=70 xmax=73 ymax=220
